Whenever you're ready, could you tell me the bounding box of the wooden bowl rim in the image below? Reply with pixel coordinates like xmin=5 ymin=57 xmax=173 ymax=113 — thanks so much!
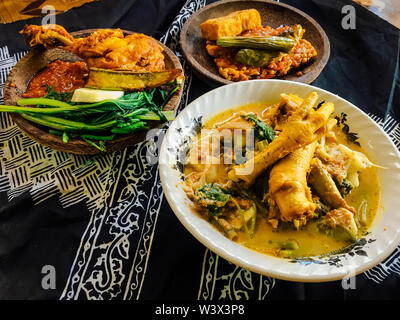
xmin=180 ymin=0 xmax=330 ymax=86
xmin=4 ymin=28 xmax=183 ymax=155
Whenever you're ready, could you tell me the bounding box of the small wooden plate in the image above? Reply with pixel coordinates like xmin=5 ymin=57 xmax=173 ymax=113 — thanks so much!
xmin=180 ymin=0 xmax=330 ymax=87
xmin=3 ymin=29 xmax=183 ymax=155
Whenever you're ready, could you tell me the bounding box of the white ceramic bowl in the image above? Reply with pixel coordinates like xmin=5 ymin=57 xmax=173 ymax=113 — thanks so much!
xmin=158 ymin=79 xmax=400 ymax=282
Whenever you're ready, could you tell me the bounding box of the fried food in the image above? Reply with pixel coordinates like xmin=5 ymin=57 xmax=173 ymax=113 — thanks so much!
xmin=20 ymin=25 xmax=166 ymax=72
xmin=201 ymin=9 xmax=318 ymax=81
xmin=200 ymin=9 xmax=262 ymax=40
xmin=20 ymin=24 xmax=75 ymax=48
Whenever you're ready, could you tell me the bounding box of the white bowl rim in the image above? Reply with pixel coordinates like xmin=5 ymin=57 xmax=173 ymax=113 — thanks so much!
xmin=159 ymin=79 xmax=400 ymax=282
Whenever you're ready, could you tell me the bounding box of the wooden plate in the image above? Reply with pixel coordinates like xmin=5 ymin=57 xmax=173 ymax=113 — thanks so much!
xmin=180 ymin=0 xmax=330 ymax=87
xmin=3 ymin=29 xmax=183 ymax=155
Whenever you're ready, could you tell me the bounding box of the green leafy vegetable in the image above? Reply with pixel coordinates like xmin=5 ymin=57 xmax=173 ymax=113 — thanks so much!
xmin=313 ymin=197 xmax=330 ymax=217
xmin=44 ymin=85 xmax=74 ymax=103
xmin=0 ymin=84 xmax=179 ymax=152
xmin=194 ymin=184 xmax=231 ymax=219
xmin=240 ymin=113 xmax=275 ymax=142
xmin=334 ymin=112 xmax=360 ymax=146
xmin=313 ymin=100 xmax=325 ymax=111
xmin=336 ymin=178 xmax=353 ymax=197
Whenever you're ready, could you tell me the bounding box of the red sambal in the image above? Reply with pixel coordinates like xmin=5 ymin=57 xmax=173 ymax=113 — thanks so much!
xmin=22 ymin=59 xmax=88 ymax=98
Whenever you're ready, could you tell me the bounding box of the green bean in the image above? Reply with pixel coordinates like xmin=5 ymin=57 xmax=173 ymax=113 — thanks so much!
xmin=17 ymin=98 xmax=72 ymax=108
xmin=62 ymin=131 xmax=69 ymax=143
xmin=80 ymin=134 xmax=115 ymax=141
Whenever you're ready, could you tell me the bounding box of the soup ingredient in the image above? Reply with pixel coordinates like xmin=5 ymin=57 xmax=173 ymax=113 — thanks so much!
xmin=336 ymin=178 xmax=353 ymax=197
xmin=240 ymin=113 xmax=275 ymax=142
xmin=309 ymin=158 xmax=355 ymax=213
xmin=336 ymin=144 xmax=378 ymax=187
xmin=217 ymin=36 xmax=296 ymax=52
xmin=228 ymin=92 xmax=334 ymax=186
xmin=21 ymin=60 xmax=88 ymax=98
xmin=193 ymin=183 xmax=258 ymax=239
xmin=235 ymin=49 xmax=280 ymax=67
xmin=269 ymin=142 xmax=317 ymax=227
xmin=200 ymin=9 xmax=262 ymax=41
xmin=85 ymin=67 xmax=182 ymax=91
xmin=194 ymin=183 xmax=231 ymax=219
xmin=71 ymin=88 xmax=124 ymax=103
xmin=318 ymin=208 xmax=358 ymax=242
xmin=183 ymin=92 xmax=380 ymax=258
xmin=335 ymin=112 xmax=360 ymax=146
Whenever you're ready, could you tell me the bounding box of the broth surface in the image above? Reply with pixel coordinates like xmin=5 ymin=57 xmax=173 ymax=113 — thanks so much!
xmin=184 ymin=102 xmax=380 ymax=258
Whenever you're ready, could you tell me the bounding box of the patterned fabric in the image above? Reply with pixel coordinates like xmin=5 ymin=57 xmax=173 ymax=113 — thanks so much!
xmin=0 ymin=0 xmax=399 ymax=300
xmin=0 ymin=0 xmax=98 ymax=23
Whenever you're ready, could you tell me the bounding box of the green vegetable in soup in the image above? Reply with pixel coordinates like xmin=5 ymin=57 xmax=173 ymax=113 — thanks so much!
xmin=240 ymin=113 xmax=275 ymax=142
xmin=313 ymin=197 xmax=330 ymax=217
xmin=357 ymin=199 xmax=368 ymax=226
xmin=255 ymin=139 xmax=269 ymax=152
xmin=336 ymin=178 xmax=354 ymax=197
xmin=309 ymin=158 xmax=352 ymax=211
xmin=194 ymin=184 xmax=231 ymax=219
xmin=317 ymin=208 xmax=358 ymax=242
xmin=276 ymin=239 xmax=299 ymax=250
xmin=214 ymin=218 xmax=237 ymax=240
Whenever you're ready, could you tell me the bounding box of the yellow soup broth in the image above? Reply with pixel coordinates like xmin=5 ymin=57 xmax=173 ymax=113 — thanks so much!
xmin=184 ymin=101 xmax=380 ymax=259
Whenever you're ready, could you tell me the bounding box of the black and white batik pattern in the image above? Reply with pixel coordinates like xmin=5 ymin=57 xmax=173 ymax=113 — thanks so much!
xmin=0 ymin=0 xmax=399 ymax=300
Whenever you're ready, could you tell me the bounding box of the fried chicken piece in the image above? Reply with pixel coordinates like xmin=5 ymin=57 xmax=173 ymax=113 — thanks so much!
xmin=64 ymin=29 xmax=125 ymax=57
xmin=20 ymin=24 xmax=75 ymax=48
xmin=20 ymin=25 xmax=166 ymax=72
xmin=79 ymin=33 xmax=165 ymax=71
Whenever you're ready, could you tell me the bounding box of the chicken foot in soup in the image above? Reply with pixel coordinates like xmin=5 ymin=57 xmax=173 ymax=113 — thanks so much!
xmin=269 ymin=142 xmax=317 ymax=227
xmin=228 ymin=92 xmax=334 ymax=186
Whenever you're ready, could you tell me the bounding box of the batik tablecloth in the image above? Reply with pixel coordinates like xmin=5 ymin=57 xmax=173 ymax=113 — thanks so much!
xmin=0 ymin=0 xmax=399 ymax=300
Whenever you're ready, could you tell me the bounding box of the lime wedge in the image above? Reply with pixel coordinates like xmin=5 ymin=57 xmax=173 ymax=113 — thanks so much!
xmin=71 ymin=88 xmax=124 ymax=103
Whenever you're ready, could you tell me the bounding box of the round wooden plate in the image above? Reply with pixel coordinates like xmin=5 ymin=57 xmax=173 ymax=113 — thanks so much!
xmin=180 ymin=0 xmax=330 ymax=87
xmin=3 ymin=29 xmax=184 ymax=155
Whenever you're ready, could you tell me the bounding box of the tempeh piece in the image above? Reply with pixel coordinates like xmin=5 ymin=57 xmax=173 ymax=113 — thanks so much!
xmin=200 ymin=9 xmax=262 ymax=40
xmin=269 ymin=141 xmax=317 ymax=223
xmin=228 ymin=92 xmax=334 ymax=186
